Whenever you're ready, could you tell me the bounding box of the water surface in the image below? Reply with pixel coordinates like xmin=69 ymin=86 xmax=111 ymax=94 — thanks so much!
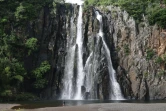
xmin=10 ymin=99 xmax=166 ymax=109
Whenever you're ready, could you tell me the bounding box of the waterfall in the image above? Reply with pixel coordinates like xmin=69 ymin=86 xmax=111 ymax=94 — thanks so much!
xmin=61 ymin=15 xmax=76 ymax=99
xmin=84 ymin=52 xmax=99 ymax=99
xmin=61 ymin=4 xmax=84 ymax=100
xmin=84 ymin=52 xmax=93 ymax=92
xmin=95 ymin=11 xmax=124 ymax=100
xmin=61 ymin=46 xmax=75 ymax=99
xmin=74 ymin=5 xmax=84 ymax=100
xmin=61 ymin=0 xmax=124 ymax=100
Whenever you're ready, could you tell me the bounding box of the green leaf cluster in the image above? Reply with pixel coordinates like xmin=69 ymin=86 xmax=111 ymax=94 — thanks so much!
xmin=157 ymin=69 xmax=165 ymax=78
xmin=146 ymin=48 xmax=155 ymax=60
xmin=0 ymin=33 xmax=27 ymax=98
xmin=124 ymin=44 xmax=130 ymax=55
xmin=118 ymin=0 xmax=148 ymax=23
xmin=0 ymin=0 xmax=53 ymax=101
xmin=84 ymin=0 xmax=113 ymax=6
xmin=85 ymin=0 xmax=166 ymax=28
xmin=32 ymin=61 xmax=51 ymax=89
xmin=155 ymin=56 xmax=163 ymax=64
xmin=148 ymin=8 xmax=166 ymax=29
xmin=25 ymin=38 xmax=38 ymax=55
xmin=155 ymin=53 xmax=166 ymax=65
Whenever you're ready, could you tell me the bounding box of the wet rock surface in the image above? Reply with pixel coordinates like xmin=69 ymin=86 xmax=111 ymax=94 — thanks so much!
xmin=30 ymin=3 xmax=166 ymax=100
xmin=97 ymin=6 xmax=166 ymax=100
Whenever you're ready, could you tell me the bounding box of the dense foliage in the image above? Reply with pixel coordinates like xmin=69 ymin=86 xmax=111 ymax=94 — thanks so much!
xmin=0 ymin=0 xmax=53 ymax=101
xmin=85 ymin=0 xmax=166 ymax=28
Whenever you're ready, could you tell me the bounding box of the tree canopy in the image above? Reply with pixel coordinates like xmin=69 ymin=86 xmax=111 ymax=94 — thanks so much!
xmin=0 ymin=0 xmax=52 ymax=101
xmin=85 ymin=0 xmax=166 ymax=28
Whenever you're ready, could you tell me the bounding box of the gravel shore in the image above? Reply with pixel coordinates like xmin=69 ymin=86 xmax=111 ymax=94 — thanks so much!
xmin=1 ymin=103 xmax=166 ymax=111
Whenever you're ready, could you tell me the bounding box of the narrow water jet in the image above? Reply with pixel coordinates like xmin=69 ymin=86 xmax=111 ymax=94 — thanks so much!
xmin=84 ymin=52 xmax=93 ymax=93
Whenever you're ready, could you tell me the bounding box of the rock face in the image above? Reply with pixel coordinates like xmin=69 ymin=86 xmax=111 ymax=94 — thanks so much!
xmin=38 ymin=4 xmax=111 ymax=99
xmin=96 ymin=6 xmax=166 ymax=100
xmin=29 ymin=3 xmax=166 ymax=100
xmin=23 ymin=3 xmax=78 ymax=99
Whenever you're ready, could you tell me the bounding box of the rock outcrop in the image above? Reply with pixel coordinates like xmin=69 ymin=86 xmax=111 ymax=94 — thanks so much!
xmin=96 ymin=6 xmax=166 ymax=100
xmin=27 ymin=3 xmax=166 ymax=100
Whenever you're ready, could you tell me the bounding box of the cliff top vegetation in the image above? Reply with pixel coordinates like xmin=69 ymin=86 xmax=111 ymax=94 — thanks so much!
xmin=84 ymin=0 xmax=166 ymax=28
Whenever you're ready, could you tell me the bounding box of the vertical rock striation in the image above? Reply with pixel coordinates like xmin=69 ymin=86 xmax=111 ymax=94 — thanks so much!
xmin=96 ymin=6 xmax=166 ymax=100
xmin=28 ymin=3 xmax=166 ymax=100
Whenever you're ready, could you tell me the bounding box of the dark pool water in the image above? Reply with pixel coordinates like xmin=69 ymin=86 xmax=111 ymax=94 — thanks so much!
xmin=8 ymin=99 xmax=166 ymax=109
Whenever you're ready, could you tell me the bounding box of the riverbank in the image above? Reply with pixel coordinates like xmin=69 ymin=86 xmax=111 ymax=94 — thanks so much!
xmin=1 ymin=103 xmax=166 ymax=111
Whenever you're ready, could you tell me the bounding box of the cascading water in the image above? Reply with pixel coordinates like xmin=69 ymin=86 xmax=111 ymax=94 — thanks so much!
xmin=61 ymin=46 xmax=75 ymax=99
xmin=61 ymin=15 xmax=76 ymax=99
xmin=61 ymin=0 xmax=124 ymax=100
xmin=95 ymin=11 xmax=124 ymax=100
xmin=84 ymin=52 xmax=93 ymax=93
xmin=74 ymin=5 xmax=84 ymax=100
xmin=61 ymin=1 xmax=84 ymax=99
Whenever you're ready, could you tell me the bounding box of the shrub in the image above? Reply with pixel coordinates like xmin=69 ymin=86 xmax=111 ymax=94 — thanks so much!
xmin=163 ymin=53 xmax=166 ymax=64
xmin=146 ymin=48 xmax=155 ymax=60
xmin=32 ymin=61 xmax=50 ymax=89
xmin=144 ymin=72 xmax=148 ymax=78
xmin=157 ymin=70 xmax=165 ymax=78
xmin=25 ymin=37 xmax=38 ymax=55
xmin=155 ymin=56 xmax=163 ymax=64
xmin=124 ymin=44 xmax=130 ymax=55
xmin=0 ymin=90 xmax=12 ymax=97
xmin=25 ymin=38 xmax=37 ymax=50
xmin=148 ymin=8 xmax=166 ymax=29
xmin=84 ymin=0 xmax=113 ymax=6
xmin=118 ymin=0 xmax=148 ymax=23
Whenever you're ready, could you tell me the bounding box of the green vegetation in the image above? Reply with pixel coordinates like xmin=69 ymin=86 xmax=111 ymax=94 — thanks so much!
xmin=32 ymin=61 xmax=50 ymax=89
xmin=85 ymin=0 xmax=166 ymax=28
xmin=25 ymin=38 xmax=38 ymax=55
xmin=84 ymin=0 xmax=112 ymax=6
xmin=155 ymin=56 xmax=163 ymax=64
xmin=144 ymin=72 xmax=149 ymax=78
xmin=146 ymin=48 xmax=155 ymax=60
xmin=0 ymin=0 xmax=53 ymax=102
xmin=1 ymin=0 xmax=166 ymax=102
xmin=155 ymin=53 xmax=166 ymax=65
xmin=116 ymin=0 xmax=146 ymax=23
xmin=163 ymin=53 xmax=166 ymax=63
xmin=157 ymin=69 xmax=165 ymax=78
xmin=124 ymin=44 xmax=130 ymax=55
xmin=148 ymin=5 xmax=166 ymax=29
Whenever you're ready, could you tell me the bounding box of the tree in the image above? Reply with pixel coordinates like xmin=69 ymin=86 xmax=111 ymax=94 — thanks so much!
xmin=32 ymin=61 xmax=50 ymax=91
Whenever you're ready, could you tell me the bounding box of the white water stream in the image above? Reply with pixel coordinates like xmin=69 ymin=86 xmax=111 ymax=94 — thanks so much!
xmin=61 ymin=45 xmax=76 ymax=99
xmin=61 ymin=0 xmax=124 ymax=100
xmin=74 ymin=5 xmax=84 ymax=100
xmin=95 ymin=11 xmax=124 ymax=100
xmin=61 ymin=0 xmax=84 ymax=100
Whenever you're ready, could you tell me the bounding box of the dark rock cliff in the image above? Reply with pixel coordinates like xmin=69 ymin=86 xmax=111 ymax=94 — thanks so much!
xmin=96 ymin=6 xmax=166 ymax=100
xmin=27 ymin=3 xmax=166 ymax=100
